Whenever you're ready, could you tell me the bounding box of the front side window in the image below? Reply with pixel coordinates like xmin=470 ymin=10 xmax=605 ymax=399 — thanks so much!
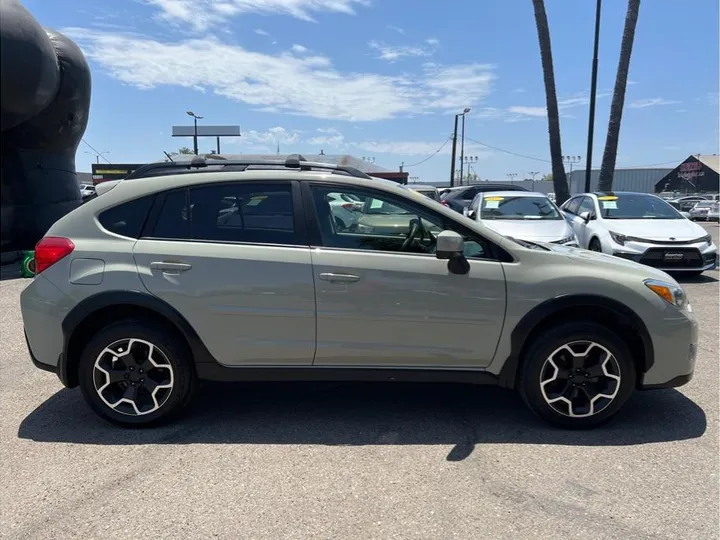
xmin=577 ymin=197 xmax=596 ymax=217
xmin=310 ymin=185 xmax=488 ymax=259
xmin=563 ymin=196 xmax=582 ymax=215
xmin=479 ymin=195 xmax=562 ymax=220
xmin=597 ymin=193 xmax=683 ymax=220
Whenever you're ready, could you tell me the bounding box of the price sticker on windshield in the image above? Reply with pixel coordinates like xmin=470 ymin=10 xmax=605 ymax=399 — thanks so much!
xmin=601 ymin=200 xmax=618 ymax=209
xmin=484 ymin=196 xmax=503 ymax=209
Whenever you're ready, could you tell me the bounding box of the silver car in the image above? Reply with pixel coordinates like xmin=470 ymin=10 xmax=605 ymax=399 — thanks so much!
xmin=21 ymin=156 xmax=698 ymax=429
xmin=464 ymin=191 xmax=578 ymax=246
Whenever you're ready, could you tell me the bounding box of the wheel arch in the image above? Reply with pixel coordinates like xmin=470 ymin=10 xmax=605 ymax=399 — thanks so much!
xmin=61 ymin=291 xmax=215 ymax=388
xmin=497 ymin=294 xmax=654 ymax=389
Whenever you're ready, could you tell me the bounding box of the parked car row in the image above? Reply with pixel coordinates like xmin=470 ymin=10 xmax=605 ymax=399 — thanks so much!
xmin=20 ymin=157 xmax=704 ymax=431
xmin=688 ymin=200 xmax=720 ymax=222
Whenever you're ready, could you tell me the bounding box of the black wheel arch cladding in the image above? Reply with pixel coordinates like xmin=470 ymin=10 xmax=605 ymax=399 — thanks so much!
xmin=61 ymin=290 xmax=216 ymax=387
xmin=497 ymin=294 xmax=654 ymax=389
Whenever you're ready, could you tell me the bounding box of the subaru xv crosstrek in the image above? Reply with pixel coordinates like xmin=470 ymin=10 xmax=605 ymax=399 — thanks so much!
xmin=21 ymin=156 xmax=698 ymax=429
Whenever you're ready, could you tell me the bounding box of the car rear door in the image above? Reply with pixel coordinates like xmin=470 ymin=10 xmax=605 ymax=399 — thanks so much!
xmin=133 ymin=180 xmax=316 ymax=366
xmin=304 ymin=182 xmax=507 ymax=369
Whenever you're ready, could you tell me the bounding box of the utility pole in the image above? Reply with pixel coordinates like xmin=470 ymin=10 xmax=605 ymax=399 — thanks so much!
xmin=563 ymin=156 xmax=582 ymax=190
xmin=459 ymin=108 xmax=470 ymax=186
xmin=186 ymin=110 xmax=203 ymax=155
xmin=585 ymin=0 xmax=602 ymax=192
xmin=507 ymin=173 xmax=518 ymax=185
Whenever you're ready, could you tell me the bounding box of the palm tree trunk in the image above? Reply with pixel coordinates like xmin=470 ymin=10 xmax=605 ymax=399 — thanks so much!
xmin=598 ymin=0 xmax=641 ymax=192
xmin=531 ymin=0 xmax=570 ymax=205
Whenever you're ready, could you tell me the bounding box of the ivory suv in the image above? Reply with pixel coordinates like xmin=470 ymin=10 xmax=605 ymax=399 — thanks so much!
xmin=21 ymin=156 xmax=698 ymax=429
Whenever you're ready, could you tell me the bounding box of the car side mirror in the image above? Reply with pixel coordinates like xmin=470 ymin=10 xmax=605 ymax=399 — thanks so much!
xmin=466 ymin=209 xmax=476 ymax=219
xmin=579 ymin=211 xmax=593 ymax=223
xmin=436 ymin=231 xmax=470 ymax=275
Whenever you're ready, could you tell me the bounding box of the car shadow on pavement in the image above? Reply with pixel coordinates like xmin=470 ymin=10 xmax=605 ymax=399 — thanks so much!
xmin=17 ymin=381 xmax=707 ymax=461
xmin=674 ymin=272 xmax=719 ymax=284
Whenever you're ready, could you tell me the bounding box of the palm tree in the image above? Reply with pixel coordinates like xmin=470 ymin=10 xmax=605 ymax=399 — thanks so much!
xmin=531 ymin=0 xmax=570 ymax=204
xmin=598 ymin=0 xmax=642 ymax=191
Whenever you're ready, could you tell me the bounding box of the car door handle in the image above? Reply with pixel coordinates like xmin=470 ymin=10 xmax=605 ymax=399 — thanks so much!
xmin=318 ymin=272 xmax=360 ymax=283
xmin=150 ymin=261 xmax=192 ymax=272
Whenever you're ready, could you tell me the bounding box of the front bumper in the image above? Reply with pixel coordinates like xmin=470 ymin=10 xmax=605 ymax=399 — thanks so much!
xmin=639 ymin=310 xmax=698 ymax=389
xmin=612 ymin=241 xmax=717 ymax=272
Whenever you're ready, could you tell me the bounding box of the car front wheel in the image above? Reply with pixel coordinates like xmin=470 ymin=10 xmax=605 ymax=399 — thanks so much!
xmin=518 ymin=322 xmax=636 ymax=429
xmin=78 ymin=320 xmax=197 ymax=427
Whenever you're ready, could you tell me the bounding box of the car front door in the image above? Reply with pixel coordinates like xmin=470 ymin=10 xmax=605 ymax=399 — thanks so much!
xmin=132 ymin=180 xmax=316 ymax=366
xmin=304 ymin=183 xmax=507 ymax=369
xmin=572 ymin=196 xmax=599 ymax=247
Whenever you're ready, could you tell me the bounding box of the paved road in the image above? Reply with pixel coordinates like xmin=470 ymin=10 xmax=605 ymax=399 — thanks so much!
xmin=1 ymin=224 xmax=718 ymax=539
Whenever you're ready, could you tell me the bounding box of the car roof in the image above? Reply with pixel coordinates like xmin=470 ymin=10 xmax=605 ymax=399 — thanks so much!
xmin=478 ymin=190 xmax=550 ymax=198
xmin=589 ymin=191 xmax=658 ymax=197
xmin=407 ymin=184 xmax=438 ymax=190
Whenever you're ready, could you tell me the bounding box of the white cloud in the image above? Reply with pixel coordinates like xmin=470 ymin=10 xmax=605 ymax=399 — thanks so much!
xmin=507 ymin=106 xmax=546 ymax=117
xmin=386 ymin=25 xmax=404 ymax=34
xmin=352 ymin=139 xmax=489 ymax=158
xmin=308 ymin=127 xmax=346 ymax=147
xmin=368 ymin=40 xmax=436 ymax=61
xmin=240 ymin=127 xmax=302 ymax=147
xmin=291 ymin=44 xmax=309 ymax=53
xmin=512 ymin=88 xmax=527 ymax=93
xmin=146 ymin=0 xmax=370 ymax=31
xmin=425 ymin=38 xmax=440 ymax=46
xmin=66 ymin=28 xmax=496 ymax=122
xmin=628 ymin=98 xmax=681 ymax=108
xmin=675 ymin=109 xmax=688 ymax=113
xmin=254 ymin=28 xmax=269 ymax=36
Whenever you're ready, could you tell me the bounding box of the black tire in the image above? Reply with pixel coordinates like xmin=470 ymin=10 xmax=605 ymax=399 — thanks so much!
xmin=78 ymin=319 xmax=197 ymax=427
xmin=588 ymin=237 xmax=602 ymax=252
xmin=518 ymin=322 xmax=636 ymax=429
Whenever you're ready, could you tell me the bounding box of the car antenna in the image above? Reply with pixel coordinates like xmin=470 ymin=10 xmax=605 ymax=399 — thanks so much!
xmin=163 ymin=151 xmax=175 ymax=162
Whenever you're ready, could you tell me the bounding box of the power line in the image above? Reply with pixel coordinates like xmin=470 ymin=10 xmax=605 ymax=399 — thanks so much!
xmin=81 ymin=138 xmax=112 ymax=164
xmin=464 ymin=137 xmax=551 ymax=163
xmin=404 ymin=137 xmax=452 ymax=168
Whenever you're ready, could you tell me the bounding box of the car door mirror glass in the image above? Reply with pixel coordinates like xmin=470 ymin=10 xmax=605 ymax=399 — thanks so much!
xmin=579 ymin=211 xmax=592 ymax=223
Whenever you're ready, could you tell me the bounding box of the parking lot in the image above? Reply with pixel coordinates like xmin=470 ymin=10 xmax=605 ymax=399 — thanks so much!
xmin=0 ymin=223 xmax=717 ymax=540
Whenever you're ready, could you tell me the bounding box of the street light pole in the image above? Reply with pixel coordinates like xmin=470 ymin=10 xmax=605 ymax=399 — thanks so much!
xmin=186 ymin=110 xmax=203 ymax=155
xmin=585 ymin=0 xmax=602 ymax=193
xmin=528 ymin=170 xmax=540 ymax=190
xmin=507 ymin=173 xmax=518 ymax=185
xmin=563 ymin=156 xmax=582 ymax=189
xmin=450 ymin=116 xmax=459 ymax=187
xmin=459 ymin=108 xmax=470 ymax=185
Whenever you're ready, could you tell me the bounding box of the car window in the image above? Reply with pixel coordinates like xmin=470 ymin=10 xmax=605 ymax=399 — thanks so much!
xmin=310 ymin=185 xmax=489 ymax=259
xmin=148 ymin=182 xmax=302 ymax=244
xmin=577 ymin=197 xmax=596 ymax=216
xmin=598 ymin=193 xmax=683 ymax=220
xmin=460 ymin=187 xmax=478 ymax=200
xmin=563 ymin=196 xmax=582 ymax=215
xmin=98 ymin=195 xmax=155 ymax=238
xmin=480 ymin=195 xmax=562 ymax=220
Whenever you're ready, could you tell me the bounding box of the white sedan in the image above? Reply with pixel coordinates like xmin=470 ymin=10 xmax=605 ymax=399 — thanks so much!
xmin=464 ymin=191 xmax=578 ymax=246
xmin=560 ymin=191 xmax=718 ymax=275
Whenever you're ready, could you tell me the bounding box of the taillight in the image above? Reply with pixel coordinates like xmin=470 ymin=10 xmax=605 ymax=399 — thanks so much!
xmin=341 ymin=203 xmax=356 ymax=210
xmin=441 ymin=200 xmax=449 ymax=206
xmin=35 ymin=237 xmax=75 ymax=274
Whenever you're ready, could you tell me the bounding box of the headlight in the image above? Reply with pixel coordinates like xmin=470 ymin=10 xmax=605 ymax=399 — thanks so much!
xmin=700 ymin=234 xmax=712 ymax=245
xmin=609 ymin=231 xmax=626 ymax=245
xmin=644 ymin=278 xmax=689 ymax=309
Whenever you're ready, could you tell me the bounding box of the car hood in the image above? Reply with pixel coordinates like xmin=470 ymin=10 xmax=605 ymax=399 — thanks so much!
xmin=481 ymin=219 xmax=572 ymax=241
xmin=540 ymin=242 xmax=675 ymax=282
xmin=603 ymin=218 xmax=706 ymax=240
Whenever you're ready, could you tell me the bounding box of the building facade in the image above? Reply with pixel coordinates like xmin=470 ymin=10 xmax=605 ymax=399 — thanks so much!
xmin=654 ymin=154 xmax=719 ymax=194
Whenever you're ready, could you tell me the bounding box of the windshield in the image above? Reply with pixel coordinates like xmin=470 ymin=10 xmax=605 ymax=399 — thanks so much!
xmin=480 ymin=195 xmax=561 ymax=220
xmin=598 ymin=193 xmax=683 ymax=219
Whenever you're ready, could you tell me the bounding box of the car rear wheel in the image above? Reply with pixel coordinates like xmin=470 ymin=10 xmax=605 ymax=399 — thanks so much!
xmin=78 ymin=320 xmax=197 ymax=427
xmin=518 ymin=322 xmax=636 ymax=429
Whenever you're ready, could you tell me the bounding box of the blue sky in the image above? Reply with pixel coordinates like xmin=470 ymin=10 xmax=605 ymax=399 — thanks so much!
xmin=26 ymin=0 xmax=719 ymax=181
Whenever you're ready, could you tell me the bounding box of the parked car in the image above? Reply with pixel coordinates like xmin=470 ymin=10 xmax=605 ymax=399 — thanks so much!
xmin=22 ymin=156 xmax=697 ymax=430
xmin=707 ymin=202 xmax=720 ymax=222
xmin=464 ymin=191 xmax=578 ymax=246
xmin=408 ymin=184 xmax=441 ymax=202
xmin=441 ymin=183 xmax=529 ymax=213
xmin=79 ymin=183 xmax=96 ymax=200
xmin=671 ymin=195 xmax=710 ymax=212
xmin=689 ymin=201 xmax=717 ymax=221
xmin=560 ymin=191 xmax=717 ymax=275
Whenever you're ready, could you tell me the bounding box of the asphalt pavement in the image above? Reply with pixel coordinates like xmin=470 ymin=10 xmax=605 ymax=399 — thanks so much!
xmin=1 ymin=223 xmax=718 ymax=540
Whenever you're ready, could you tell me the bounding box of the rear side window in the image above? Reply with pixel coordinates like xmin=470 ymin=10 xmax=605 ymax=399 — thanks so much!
xmin=98 ymin=195 xmax=154 ymax=238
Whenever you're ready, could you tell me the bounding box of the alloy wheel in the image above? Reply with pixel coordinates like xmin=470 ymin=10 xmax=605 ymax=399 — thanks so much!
xmin=93 ymin=338 xmax=174 ymax=416
xmin=539 ymin=340 xmax=621 ymax=418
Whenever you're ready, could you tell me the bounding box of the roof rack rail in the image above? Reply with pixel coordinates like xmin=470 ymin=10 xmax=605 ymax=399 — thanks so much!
xmin=123 ymin=154 xmax=373 ymax=180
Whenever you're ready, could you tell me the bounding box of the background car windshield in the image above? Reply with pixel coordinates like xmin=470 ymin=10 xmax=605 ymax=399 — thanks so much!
xmin=362 ymin=198 xmax=410 ymax=214
xmin=598 ymin=194 xmax=682 ymax=219
xmin=480 ymin=196 xmax=561 ymax=220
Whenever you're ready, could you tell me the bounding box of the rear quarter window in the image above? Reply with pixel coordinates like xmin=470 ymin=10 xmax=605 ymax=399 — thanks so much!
xmin=98 ymin=195 xmax=155 ymax=238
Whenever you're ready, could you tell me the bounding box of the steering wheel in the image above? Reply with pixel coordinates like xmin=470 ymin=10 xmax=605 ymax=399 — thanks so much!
xmin=401 ymin=219 xmax=421 ymax=251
